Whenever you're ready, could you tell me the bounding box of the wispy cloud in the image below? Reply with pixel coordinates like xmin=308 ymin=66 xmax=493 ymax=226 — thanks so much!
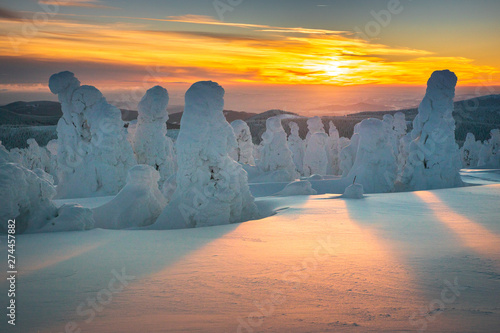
xmin=38 ymin=0 xmax=118 ymax=10
xmin=0 ymin=13 xmax=498 ymax=87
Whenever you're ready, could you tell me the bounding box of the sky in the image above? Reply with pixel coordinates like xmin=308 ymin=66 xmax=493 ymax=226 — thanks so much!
xmin=0 ymin=0 xmax=499 ymax=114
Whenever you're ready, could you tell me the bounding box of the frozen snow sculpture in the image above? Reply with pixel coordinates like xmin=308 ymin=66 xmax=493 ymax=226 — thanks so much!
xmin=339 ymin=133 xmax=359 ymax=177
xmin=287 ymin=121 xmax=305 ymax=175
xmin=401 ymin=70 xmax=463 ymax=190
xmin=49 ymin=71 xmax=136 ymax=198
xmin=383 ymin=114 xmax=399 ymax=155
xmin=305 ymin=116 xmax=326 ymax=140
xmin=347 ymin=118 xmax=397 ymax=193
xmin=326 ymin=121 xmax=341 ymax=175
xmin=93 ymin=165 xmax=167 ymax=229
xmin=303 ymin=132 xmax=329 ymax=176
xmin=397 ymin=132 xmax=412 ymax=176
xmin=461 ymin=133 xmax=482 ymax=168
xmin=257 ymin=116 xmax=298 ymax=182
xmin=0 ymin=162 xmax=93 ymax=234
xmin=154 ymin=81 xmax=259 ymax=229
xmin=133 ymin=86 xmax=177 ymax=186
xmin=342 ymin=178 xmax=364 ymax=199
xmin=229 ymin=119 xmax=255 ymax=165
xmin=478 ymin=129 xmax=500 ymax=167
xmin=393 ymin=112 xmax=408 ymax=148
xmin=275 ymin=180 xmax=317 ymax=196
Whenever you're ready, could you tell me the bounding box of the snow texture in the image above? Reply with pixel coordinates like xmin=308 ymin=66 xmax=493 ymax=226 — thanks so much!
xmin=257 ymin=116 xmax=298 ymax=182
xmin=154 ymin=81 xmax=259 ymax=229
xmin=346 ymin=118 xmax=397 ymax=193
xmin=274 ymin=180 xmax=317 ymax=196
xmin=49 ymin=71 xmax=136 ymax=198
xmin=93 ymin=164 xmax=167 ymax=229
xmin=287 ymin=121 xmax=305 ymax=175
xmin=401 ymin=70 xmax=463 ymax=190
xmin=229 ymin=119 xmax=255 ymax=165
xmin=133 ymin=86 xmax=177 ymax=186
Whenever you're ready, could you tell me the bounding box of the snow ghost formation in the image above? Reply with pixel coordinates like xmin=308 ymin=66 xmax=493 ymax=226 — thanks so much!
xmin=305 ymin=116 xmax=326 ymax=140
xmin=339 ymin=133 xmax=360 ymax=177
xmin=303 ymin=132 xmax=329 ymax=176
xmin=93 ymin=164 xmax=167 ymax=229
xmin=383 ymin=114 xmax=399 ymax=155
xmin=229 ymin=119 xmax=255 ymax=165
xmin=257 ymin=116 xmax=298 ymax=181
xmin=0 ymin=162 xmax=94 ymax=234
xmin=401 ymin=70 xmax=463 ymax=190
xmin=133 ymin=85 xmax=177 ymax=186
xmin=393 ymin=112 xmax=408 ymax=152
xmin=478 ymin=129 xmax=500 ymax=167
xmin=287 ymin=121 xmax=305 ymax=175
xmin=326 ymin=121 xmax=341 ymax=175
xmin=461 ymin=133 xmax=482 ymax=168
xmin=49 ymin=71 xmax=136 ymax=198
xmin=347 ymin=118 xmax=397 ymax=193
xmin=154 ymin=81 xmax=259 ymax=229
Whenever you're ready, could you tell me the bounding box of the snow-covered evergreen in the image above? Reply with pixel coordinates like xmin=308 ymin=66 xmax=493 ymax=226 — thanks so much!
xmin=339 ymin=133 xmax=360 ymax=177
xmin=257 ymin=116 xmax=298 ymax=181
xmin=346 ymin=118 xmax=397 ymax=193
xmin=229 ymin=119 xmax=255 ymax=165
xmin=287 ymin=121 xmax=305 ymax=175
xmin=326 ymin=121 xmax=341 ymax=175
xmin=133 ymin=86 xmax=177 ymax=186
xmin=478 ymin=129 xmax=500 ymax=167
xmin=49 ymin=71 xmax=136 ymax=198
xmin=155 ymin=81 xmax=259 ymax=229
xmin=461 ymin=133 xmax=482 ymax=168
xmin=400 ymin=70 xmax=463 ymax=190
xmin=303 ymin=132 xmax=329 ymax=176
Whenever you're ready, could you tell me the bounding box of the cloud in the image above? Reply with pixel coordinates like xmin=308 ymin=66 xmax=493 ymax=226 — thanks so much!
xmin=38 ymin=0 xmax=118 ymax=9
xmin=0 ymin=7 xmax=21 ymax=20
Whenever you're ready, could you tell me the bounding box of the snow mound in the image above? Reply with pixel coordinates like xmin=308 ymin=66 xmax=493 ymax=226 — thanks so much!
xmin=93 ymin=164 xmax=167 ymax=229
xmin=154 ymin=81 xmax=259 ymax=229
xmin=275 ymin=180 xmax=317 ymax=196
xmin=342 ymin=182 xmax=364 ymax=199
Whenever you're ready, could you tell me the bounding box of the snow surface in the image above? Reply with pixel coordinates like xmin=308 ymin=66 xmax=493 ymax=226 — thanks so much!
xmin=2 ymin=171 xmax=499 ymax=333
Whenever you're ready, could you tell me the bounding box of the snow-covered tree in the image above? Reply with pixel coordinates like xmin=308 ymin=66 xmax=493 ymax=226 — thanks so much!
xmin=257 ymin=116 xmax=298 ymax=181
xmin=383 ymin=114 xmax=398 ymax=155
xmin=93 ymin=164 xmax=167 ymax=229
xmin=393 ymin=112 xmax=408 ymax=145
xmin=305 ymin=116 xmax=326 ymax=141
xmin=154 ymin=81 xmax=259 ymax=229
xmin=397 ymin=132 xmax=412 ymax=176
xmin=303 ymin=132 xmax=329 ymax=176
xmin=133 ymin=86 xmax=177 ymax=186
xmin=478 ymin=129 xmax=500 ymax=167
xmin=49 ymin=71 xmax=136 ymax=198
xmin=326 ymin=121 xmax=341 ymax=175
xmin=401 ymin=70 xmax=463 ymax=190
xmin=461 ymin=133 xmax=482 ymax=168
xmin=229 ymin=119 xmax=255 ymax=165
xmin=0 ymin=162 xmax=93 ymax=234
xmin=339 ymin=133 xmax=359 ymax=177
xmin=347 ymin=118 xmax=397 ymax=193
xmin=287 ymin=121 xmax=305 ymax=175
